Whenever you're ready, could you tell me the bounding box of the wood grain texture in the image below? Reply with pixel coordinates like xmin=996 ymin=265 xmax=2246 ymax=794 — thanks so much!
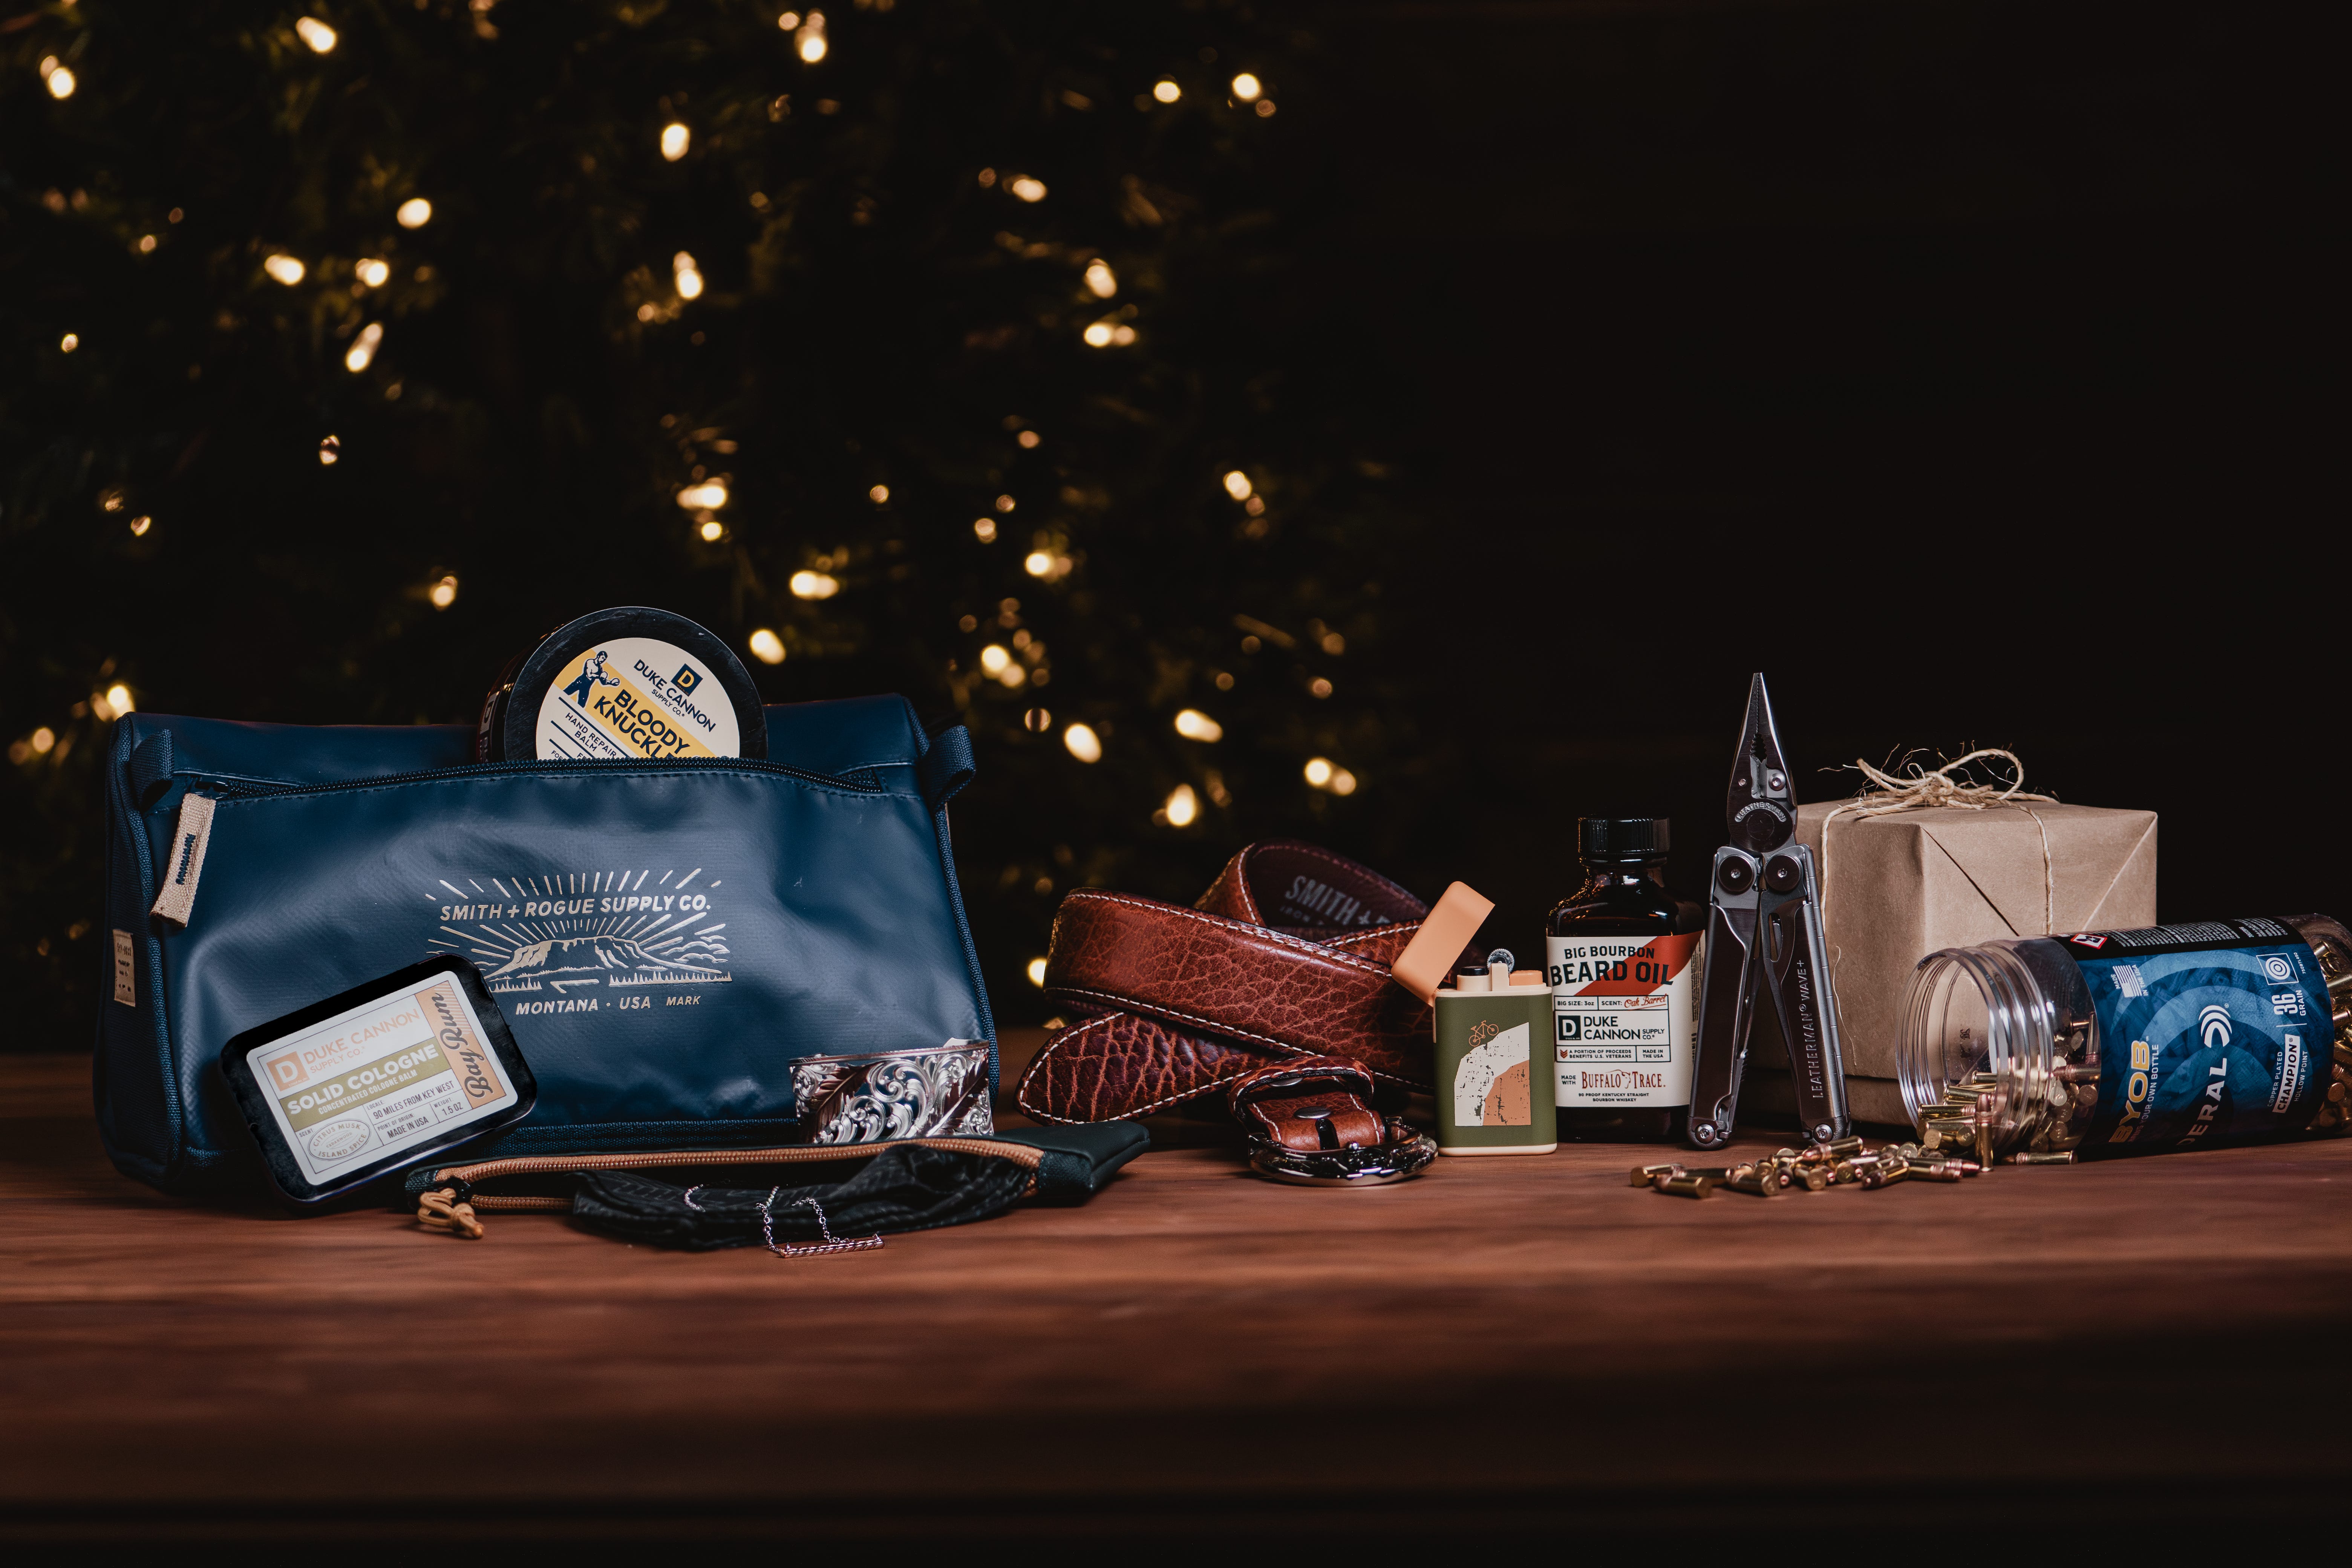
xmin=5 ymin=1046 xmax=2351 ymax=1542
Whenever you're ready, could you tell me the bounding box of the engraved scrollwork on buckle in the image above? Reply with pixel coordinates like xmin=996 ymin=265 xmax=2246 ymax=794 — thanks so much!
xmin=791 ymin=1041 xmax=994 ymax=1144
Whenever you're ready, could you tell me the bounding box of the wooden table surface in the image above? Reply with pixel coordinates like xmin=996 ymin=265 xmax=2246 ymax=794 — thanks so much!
xmin=7 ymin=1042 xmax=2352 ymax=1546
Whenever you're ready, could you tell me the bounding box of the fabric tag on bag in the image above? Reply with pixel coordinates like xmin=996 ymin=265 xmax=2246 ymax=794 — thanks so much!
xmin=112 ymin=930 xmax=135 ymax=1007
xmin=150 ymin=793 xmax=216 ymax=928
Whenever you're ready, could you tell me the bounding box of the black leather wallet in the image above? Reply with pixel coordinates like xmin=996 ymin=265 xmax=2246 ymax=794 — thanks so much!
xmin=402 ymin=1123 xmax=1149 ymax=1248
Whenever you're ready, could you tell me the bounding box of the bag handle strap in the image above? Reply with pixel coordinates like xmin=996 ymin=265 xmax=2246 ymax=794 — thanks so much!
xmin=916 ymin=723 xmax=975 ymax=809
xmin=130 ymin=729 xmax=175 ymax=808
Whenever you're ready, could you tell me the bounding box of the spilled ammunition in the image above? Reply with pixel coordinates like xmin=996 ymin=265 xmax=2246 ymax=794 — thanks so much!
xmin=1638 ymin=1124 xmax=2020 ymax=1204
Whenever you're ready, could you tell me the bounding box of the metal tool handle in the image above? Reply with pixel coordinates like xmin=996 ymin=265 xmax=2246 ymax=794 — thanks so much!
xmin=1686 ymin=847 xmax=1761 ymax=1149
xmin=1756 ymin=843 xmax=1849 ymax=1144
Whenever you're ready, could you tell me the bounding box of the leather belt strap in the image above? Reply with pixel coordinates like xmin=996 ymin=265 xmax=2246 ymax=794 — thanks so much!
xmin=1017 ymin=842 xmax=1481 ymax=1124
xmin=1044 ymin=893 xmax=1433 ymax=1075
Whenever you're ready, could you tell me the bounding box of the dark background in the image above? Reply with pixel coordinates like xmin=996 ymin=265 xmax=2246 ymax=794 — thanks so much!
xmin=1337 ymin=0 xmax=2345 ymax=950
xmin=5 ymin=0 xmax=2341 ymax=1043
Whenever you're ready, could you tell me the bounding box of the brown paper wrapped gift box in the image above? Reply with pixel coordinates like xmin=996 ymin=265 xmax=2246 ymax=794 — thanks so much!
xmin=1745 ymin=800 xmax=2156 ymax=1128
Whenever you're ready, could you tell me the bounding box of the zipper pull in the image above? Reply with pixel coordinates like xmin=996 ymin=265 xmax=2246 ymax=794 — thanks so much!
xmin=149 ymin=793 xmax=217 ymax=929
xmin=416 ymin=1186 xmax=486 ymax=1240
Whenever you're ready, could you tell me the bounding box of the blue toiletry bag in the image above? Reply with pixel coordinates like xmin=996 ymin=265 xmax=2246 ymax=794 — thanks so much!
xmin=97 ymin=698 xmax=994 ymax=1198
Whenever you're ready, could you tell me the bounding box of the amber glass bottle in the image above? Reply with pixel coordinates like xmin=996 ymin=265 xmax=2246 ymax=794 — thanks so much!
xmin=1545 ymin=817 xmax=1705 ymax=1143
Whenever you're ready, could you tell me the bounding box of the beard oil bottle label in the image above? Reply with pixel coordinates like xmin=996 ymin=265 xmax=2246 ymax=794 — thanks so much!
xmin=1546 ymin=933 xmax=1701 ymax=1108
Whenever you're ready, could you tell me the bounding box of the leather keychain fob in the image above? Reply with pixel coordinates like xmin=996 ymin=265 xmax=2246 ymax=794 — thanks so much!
xmin=1230 ymin=1054 xmax=1436 ymax=1186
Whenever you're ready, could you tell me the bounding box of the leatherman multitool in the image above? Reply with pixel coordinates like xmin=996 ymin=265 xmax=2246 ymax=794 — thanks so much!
xmin=1686 ymin=673 xmax=1850 ymax=1150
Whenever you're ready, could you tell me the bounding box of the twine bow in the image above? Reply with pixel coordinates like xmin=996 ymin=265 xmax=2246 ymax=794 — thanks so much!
xmin=1820 ymin=749 xmax=2060 ymax=936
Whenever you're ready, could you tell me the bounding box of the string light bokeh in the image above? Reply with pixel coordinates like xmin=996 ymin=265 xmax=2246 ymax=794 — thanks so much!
xmin=6 ymin=1 xmax=1410 ymax=1028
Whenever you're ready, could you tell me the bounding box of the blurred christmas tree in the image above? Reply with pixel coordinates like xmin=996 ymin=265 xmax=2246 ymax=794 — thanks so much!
xmin=3 ymin=0 xmax=1428 ymax=1046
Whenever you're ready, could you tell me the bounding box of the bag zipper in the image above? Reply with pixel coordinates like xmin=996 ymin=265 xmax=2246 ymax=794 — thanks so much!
xmin=415 ymin=1138 xmax=1041 ymax=1233
xmin=150 ymin=757 xmax=882 ymax=926
xmin=189 ymin=754 xmax=885 ymax=801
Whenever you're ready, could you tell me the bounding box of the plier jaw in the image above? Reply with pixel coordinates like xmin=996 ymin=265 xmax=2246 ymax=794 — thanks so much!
xmin=1727 ymin=670 xmax=1796 ymax=854
xmin=1686 ymin=674 xmax=1852 ymax=1150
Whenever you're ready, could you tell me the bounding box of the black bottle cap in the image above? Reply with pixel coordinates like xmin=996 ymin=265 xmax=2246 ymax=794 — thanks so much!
xmin=1578 ymin=817 xmax=1671 ymax=864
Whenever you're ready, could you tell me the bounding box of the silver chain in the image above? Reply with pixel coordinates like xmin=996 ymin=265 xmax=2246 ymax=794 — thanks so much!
xmin=757 ymin=1186 xmax=885 ymax=1257
xmin=678 ymin=1182 xmax=882 ymax=1255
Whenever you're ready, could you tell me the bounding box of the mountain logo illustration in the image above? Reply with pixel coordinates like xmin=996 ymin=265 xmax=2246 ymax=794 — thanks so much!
xmin=425 ymin=865 xmax=734 ymax=1009
xmin=484 ymin=934 xmax=717 ymax=980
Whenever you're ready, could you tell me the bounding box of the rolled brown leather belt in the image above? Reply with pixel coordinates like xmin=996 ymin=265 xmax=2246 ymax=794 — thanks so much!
xmin=1016 ymin=842 xmax=1481 ymax=1124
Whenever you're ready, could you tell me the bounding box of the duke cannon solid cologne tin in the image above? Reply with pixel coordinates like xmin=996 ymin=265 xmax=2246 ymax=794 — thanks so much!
xmin=483 ymin=606 xmax=767 ymax=763
xmin=218 ymin=956 xmax=536 ymax=1207
xmin=1432 ymin=951 xmax=1559 ymax=1155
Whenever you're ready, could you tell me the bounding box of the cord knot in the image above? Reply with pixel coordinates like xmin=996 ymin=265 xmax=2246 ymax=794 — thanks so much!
xmin=416 ymin=1186 xmax=484 ymax=1240
xmin=1821 ymin=749 xmax=2061 ymax=936
xmin=1837 ymin=748 xmax=2055 ymax=818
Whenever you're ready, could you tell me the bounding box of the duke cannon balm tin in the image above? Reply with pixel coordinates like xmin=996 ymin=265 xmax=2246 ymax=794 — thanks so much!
xmin=218 ymin=956 xmax=536 ymax=1207
xmin=483 ymin=606 xmax=768 ymax=763
xmin=1431 ymin=951 xmax=1559 ymax=1156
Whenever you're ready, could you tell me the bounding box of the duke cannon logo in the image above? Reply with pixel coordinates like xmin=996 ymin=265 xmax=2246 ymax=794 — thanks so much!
xmin=425 ymin=865 xmax=733 ymax=1017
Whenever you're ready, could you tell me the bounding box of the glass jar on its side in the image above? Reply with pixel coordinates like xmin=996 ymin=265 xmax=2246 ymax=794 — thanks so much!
xmin=1897 ymin=914 xmax=2352 ymax=1161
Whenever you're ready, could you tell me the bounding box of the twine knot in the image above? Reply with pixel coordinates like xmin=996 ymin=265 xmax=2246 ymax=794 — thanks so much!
xmin=416 ymin=1187 xmax=484 ymax=1240
xmin=1821 ymin=749 xmax=2060 ymax=936
xmin=1832 ymin=748 xmax=2056 ymax=819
